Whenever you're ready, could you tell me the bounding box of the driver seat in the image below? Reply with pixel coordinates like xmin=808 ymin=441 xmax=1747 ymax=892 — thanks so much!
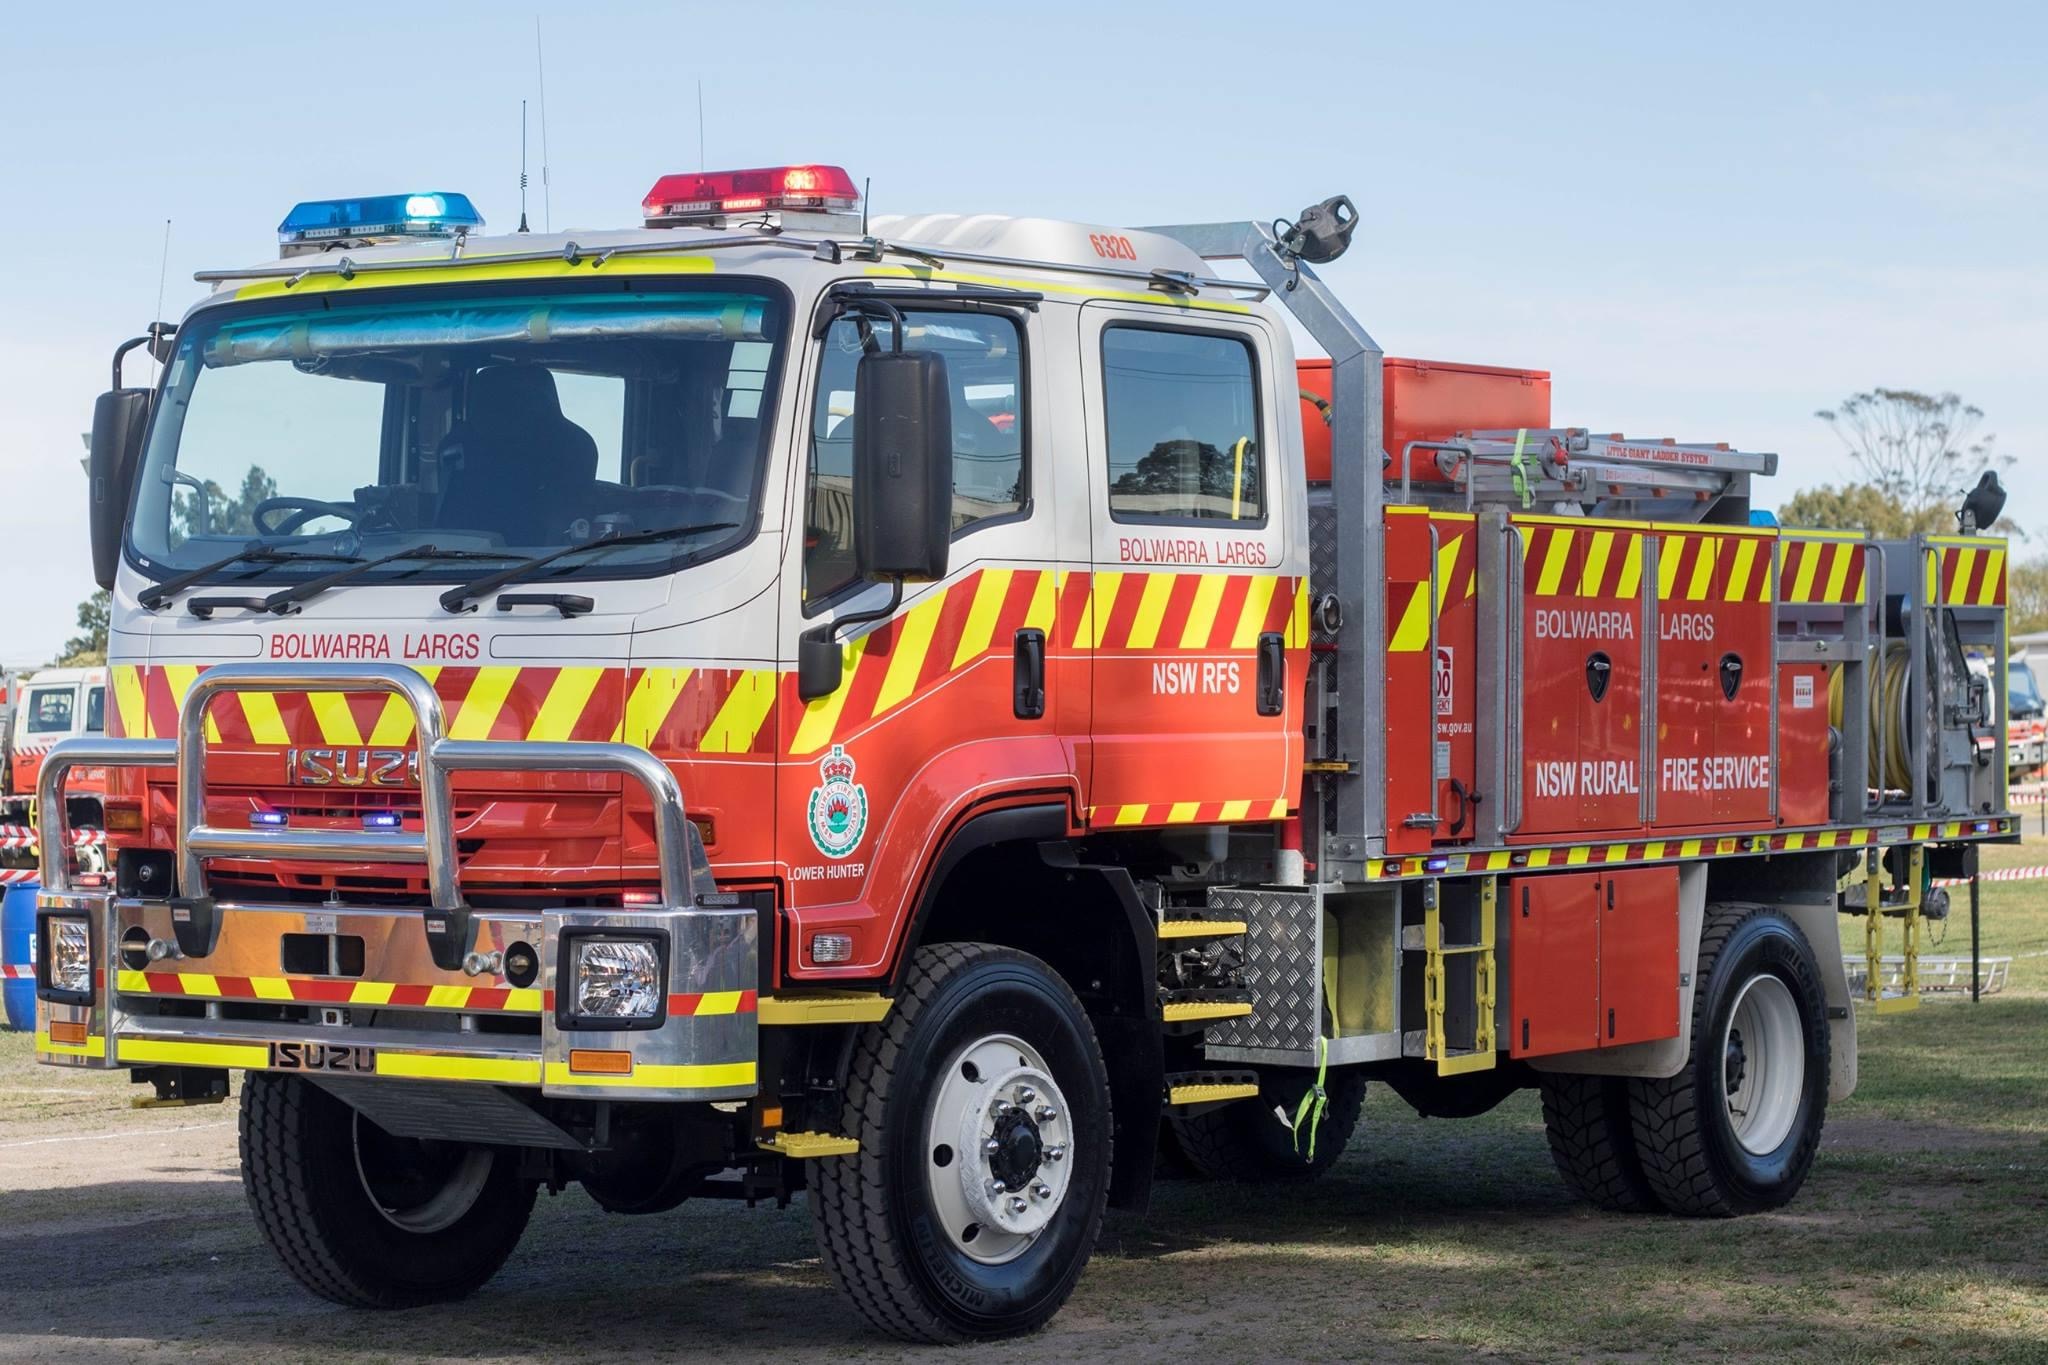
xmin=437 ymin=365 xmax=600 ymax=543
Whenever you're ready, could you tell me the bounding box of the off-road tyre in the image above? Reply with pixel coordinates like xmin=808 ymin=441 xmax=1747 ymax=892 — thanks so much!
xmin=1627 ymin=902 xmax=1830 ymax=1216
xmin=1539 ymin=1072 xmax=1661 ymax=1211
xmin=240 ymin=1072 xmax=536 ymax=1307
xmin=1168 ymin=1067 xmax=1367 ymax=1182
xmin=809 ymin=942 xmax=1113 ymax=1343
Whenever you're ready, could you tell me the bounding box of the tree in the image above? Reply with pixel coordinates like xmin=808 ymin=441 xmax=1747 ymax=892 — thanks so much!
xmin=1815 ymin=389 xmax=2010 ymax=517
xmin=168 ymin=464 xmax=278 ymax=548
xmin=1774 ymin=482 xmax=1947 ymax=540
xmin=2010 ymin=559 xmax=2048 ymax=638
xmin=55 ymin=589 xmax=109 ymax=667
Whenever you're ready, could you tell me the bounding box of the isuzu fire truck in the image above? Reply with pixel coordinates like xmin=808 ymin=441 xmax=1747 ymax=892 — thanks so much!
xmin=37 ymin=170 xmax=2015 ymax=1341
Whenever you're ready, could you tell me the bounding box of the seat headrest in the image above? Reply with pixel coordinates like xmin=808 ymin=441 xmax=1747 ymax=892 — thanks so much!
xmin=465 ymin=365 xmax=566 ymax=430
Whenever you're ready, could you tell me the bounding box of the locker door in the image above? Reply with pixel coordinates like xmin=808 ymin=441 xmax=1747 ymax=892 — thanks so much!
xmin=1596 ymin=866 xmax=1681 ymax=1048
xmin=1507 ymin=872 xmax=1600 ymax=1058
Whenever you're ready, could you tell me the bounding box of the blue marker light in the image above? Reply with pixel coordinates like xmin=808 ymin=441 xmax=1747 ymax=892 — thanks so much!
xmin=277 ymin=191 xmax=483 ymax=251
xmin=248 ymin=810 xmax=288 ymax=828
xmin=361 ymin=811 xmax=402 ymax=831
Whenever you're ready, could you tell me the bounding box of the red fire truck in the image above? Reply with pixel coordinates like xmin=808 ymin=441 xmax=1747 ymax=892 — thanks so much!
xmin=36 ymin=171 xmax=2012 ymax=1341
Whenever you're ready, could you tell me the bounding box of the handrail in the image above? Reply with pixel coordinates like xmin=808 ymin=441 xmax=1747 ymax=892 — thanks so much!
xmin=37 ymin=738 xmax=177 ymax=892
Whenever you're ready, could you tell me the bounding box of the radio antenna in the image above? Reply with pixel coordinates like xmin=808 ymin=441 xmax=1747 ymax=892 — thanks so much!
xmin=517 ymin=99 xmax=530 ymax=232
xmin=696 ymin=79 xmax=705 ymax=170
xmin=535 ymin=18 xmax=553 ymax=233
xmin=153 ymin=218 xmax=172 ymax=325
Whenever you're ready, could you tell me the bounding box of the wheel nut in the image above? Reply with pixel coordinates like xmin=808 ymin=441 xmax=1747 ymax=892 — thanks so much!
xmin=1017 ymin=1085 xmax=1037 ymax=1105
xmin=1032 ymin=1182 xmax=1052 ymax=1200
xmin=1044 ymin=1144 xmax=1066 ymax=1163
xmin=984 ymin=1137 xmax=1002 ymax=1154
xmin=1008 ymin=1195 xmax=1028 ymax=1215
xmin=987 ymin=1179 xmax=1006 ymax=1196
xmin=1035 ymin=1105 xmax=1057 ymax=1122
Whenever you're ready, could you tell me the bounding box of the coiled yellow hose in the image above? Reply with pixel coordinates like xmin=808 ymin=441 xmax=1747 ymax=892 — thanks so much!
xmin=1829 ymin=642 xmax=1915 ymax=793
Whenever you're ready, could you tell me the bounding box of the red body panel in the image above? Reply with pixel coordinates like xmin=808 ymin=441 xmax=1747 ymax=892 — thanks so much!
xmin=1508 ymin=871 xmax=1600 ymax=1057
xmin=1597 ymin=866 xmax=1680 ymax=1048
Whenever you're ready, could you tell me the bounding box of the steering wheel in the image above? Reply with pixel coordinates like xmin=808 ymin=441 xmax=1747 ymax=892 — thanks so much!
xmin=252 ymin=497 xmax=360 ymax=536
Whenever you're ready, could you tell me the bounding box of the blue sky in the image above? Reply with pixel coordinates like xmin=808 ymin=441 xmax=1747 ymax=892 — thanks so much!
xmin=1 ymin=1 xmax=2041 ymax=664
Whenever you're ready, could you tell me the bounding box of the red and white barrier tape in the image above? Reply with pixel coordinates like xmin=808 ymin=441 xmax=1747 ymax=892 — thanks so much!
xmin=0 ymin=869 xmax=40 ymax=885
xmin=2009 ymin=786 xmax=2048 ymax=807
xmin=0 ymin=964 xmax=32 ymax=979
xmin=1936 ymin=864 xmax=2048 ymax=887
xmin=0 ymin=829 xmax=104 ymax=852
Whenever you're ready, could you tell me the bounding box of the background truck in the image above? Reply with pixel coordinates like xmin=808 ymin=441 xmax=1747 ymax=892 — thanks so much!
xmin=33 ymin=169 xmax=2013 ymax=1342
xmin=3 ymin=665 xmax=109 ymax=833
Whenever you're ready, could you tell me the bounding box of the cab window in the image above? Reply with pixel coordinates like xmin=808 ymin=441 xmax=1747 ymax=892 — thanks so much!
xmin=1101 ymin=326 xmax=1263 ymax=523
xmin=805 ymin=310 xmax=1025 ymax=603
xmin=25 ymin=687 xmax=74 ymax=734
xmin=84 ymin=686 xmax=107 ymax=735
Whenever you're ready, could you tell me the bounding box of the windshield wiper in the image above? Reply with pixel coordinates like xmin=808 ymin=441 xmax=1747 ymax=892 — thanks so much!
xmin=438 ymin=521 xmax=739 ymax=614
xmin=258 ymin=545 xmax=525 ymax=615
xmin=139 ymin=542 xmax=363 ymax=611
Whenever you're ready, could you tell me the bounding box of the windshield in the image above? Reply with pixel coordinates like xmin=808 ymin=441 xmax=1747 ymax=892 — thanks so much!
xmin=130 ymin=282 xmax=787 ymax=584
xmin=25 ymin=687 xmax=74 ymax=734
xmin=2011 ymin=662 xmax=2043 ymax=711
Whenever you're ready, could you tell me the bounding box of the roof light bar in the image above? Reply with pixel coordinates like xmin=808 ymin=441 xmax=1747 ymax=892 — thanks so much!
xmin=277 ymin=192 xmax=484 ymax=255
xmin=642 ymin=165 xmax=859 ymax=227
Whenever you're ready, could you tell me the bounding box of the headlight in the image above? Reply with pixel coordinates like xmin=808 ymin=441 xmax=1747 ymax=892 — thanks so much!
xmin=44 ymin=916 xmax=93 ymax=997
xmin=566 ymin=935 xmax=665 ymax=1026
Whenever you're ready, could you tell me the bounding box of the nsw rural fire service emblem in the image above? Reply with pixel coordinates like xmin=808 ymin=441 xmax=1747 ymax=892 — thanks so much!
xmin=807 ymin=745 xmax=869 ymax=858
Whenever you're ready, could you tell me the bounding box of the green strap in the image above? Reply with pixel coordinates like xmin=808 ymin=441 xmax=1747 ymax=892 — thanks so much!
xmin=1509 ymin=427 xmax=1534 ymax=509
xmin=1290 ymin=1036 xmax=1331 ymax=1161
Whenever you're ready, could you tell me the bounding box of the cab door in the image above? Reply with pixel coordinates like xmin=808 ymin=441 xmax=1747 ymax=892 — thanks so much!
xmin=1075 ymin=304 xmax=1297 ymax=828
xmin=776 ymin=298 xmax=1073 ymax=978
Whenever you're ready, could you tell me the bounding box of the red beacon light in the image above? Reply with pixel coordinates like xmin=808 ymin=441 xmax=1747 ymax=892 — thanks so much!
xmin=642 ymin=164 xmax=860 ymax=227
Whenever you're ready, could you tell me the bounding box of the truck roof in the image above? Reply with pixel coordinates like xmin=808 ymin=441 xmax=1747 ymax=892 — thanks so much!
xmin=193 ymin=214 xmax=1233 ymax=315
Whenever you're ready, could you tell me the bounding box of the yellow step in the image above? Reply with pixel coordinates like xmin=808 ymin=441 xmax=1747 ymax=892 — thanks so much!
xmin=1161 ymin=999 xmax=1254 ymax=1024
xmin=1167 ymin=1081 xmax=1260 ymax=1107
xmin=758 ymin=1130 xmax=860 ymax=1159
xmin=1158 ymin=918 xmax=1248 ymax=940
xmin=757 ymin=991 xmax=893 ymax=1026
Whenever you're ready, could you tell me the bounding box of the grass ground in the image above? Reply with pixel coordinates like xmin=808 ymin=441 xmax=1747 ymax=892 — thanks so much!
xmin=0 ymin=836 xmax=2044 ymax=1362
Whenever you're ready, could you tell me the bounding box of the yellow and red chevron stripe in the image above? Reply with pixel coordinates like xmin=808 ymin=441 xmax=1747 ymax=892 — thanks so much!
xmin=1087 ymin=798 xmax=1291 ymax=826
xmin=1779 ymin=538 xmax=1868 ymax=605
xmin=116 ymin=967 xmax=544 ymax=1012
xmin=1388 ymin=524 xmax=1478 ymax=654
xmin=1518 ymin=523 xmax=1774 ymax=605
xmin=114 ymin=967 xmax=761 ymax=1018
xmin=113 ymin=569 xmax=1306 ymax=777
xmin=1925 ymin=540 xmax=2006 ymax=607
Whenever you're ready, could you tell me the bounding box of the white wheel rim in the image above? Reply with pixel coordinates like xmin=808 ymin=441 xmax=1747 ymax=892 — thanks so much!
xmin=1721 ymin=974 xmax=1805 ymax=1156
xmin=923 ymin=1033 xmax=1074 ymax=1265
xmin=352 ymin=1114 xmax=493 ymax=1234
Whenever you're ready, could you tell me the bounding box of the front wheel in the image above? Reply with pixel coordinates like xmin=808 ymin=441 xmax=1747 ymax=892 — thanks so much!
xmin=809 ymin=943 xmax=1113 ymax=1343
xmin=239 ymin=1073 xmax=536 ymax=1307
xmin=1627 ymin=903 xmax=1831 ymax=1216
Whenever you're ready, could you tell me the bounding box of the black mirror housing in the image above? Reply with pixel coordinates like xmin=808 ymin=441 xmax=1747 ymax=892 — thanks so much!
xmin=852 ymin=349 xmax=951 ymax=582
xmin=88 ymin=388 xmax=151 ymax=590
xmin=798 ymin=632 xmax=844 ymax=701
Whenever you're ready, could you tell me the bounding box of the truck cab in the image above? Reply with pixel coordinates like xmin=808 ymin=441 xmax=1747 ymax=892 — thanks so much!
xmin=5 ymin=665 xmax=108 ymax=826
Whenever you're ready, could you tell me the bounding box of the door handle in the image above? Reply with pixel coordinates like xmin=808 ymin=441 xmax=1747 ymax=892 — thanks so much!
xmin=1013 ymin=628 xmax=1046 ymax=720
xmin=1256 ymin=631 xmax=1285 ymax=717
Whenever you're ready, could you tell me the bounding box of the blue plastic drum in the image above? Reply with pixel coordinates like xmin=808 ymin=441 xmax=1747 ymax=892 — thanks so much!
xmin=2 ymin=880 xmax=40 ymax=1031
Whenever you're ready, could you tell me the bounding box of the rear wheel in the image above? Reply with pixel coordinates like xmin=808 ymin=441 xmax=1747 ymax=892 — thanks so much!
xmin=239 ymin=1073 xmax=536 ymax=1307
xmin=1169 ymin=1067 xmax=1366 ymax=1182
xmin=810 ymin=943 xmax=1113 ymax=1342
xmin=1539 ymin=1073 xmax=1660 ymax=1211
xmin=1627 ymin=903 xmax=1831 ymax=1216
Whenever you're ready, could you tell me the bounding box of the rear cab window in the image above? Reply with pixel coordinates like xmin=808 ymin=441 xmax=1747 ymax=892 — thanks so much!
xmin=1101 ymin=326 xmax=1263 ymax=524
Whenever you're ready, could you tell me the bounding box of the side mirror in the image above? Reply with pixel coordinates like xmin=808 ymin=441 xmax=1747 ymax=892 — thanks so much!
xmin=88 ymin=389 xmax=152 ymax=590
xmin=852 ymin=348 xmax=951 ymax=583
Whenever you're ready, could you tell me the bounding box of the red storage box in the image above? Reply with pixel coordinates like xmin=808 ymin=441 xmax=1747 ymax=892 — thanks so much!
xmin=1298 ymin=356 xmax=1551 ymax=485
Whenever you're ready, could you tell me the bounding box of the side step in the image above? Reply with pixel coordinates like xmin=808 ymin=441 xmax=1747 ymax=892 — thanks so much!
xmin=1165 ymin=1070 xmax=1260 ymax=1112
xmin=1158 ymin=917 xmax=1249 ymax=940
xmin=1160 ymin=993 xmax=1254 ymax=1025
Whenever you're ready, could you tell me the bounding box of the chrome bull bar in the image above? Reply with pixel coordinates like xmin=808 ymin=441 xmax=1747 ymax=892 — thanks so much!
xmin=35 ymin=662 xmax=754 ymax=1102
xmin=39 ymin=662 xmax=712 ymax=968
